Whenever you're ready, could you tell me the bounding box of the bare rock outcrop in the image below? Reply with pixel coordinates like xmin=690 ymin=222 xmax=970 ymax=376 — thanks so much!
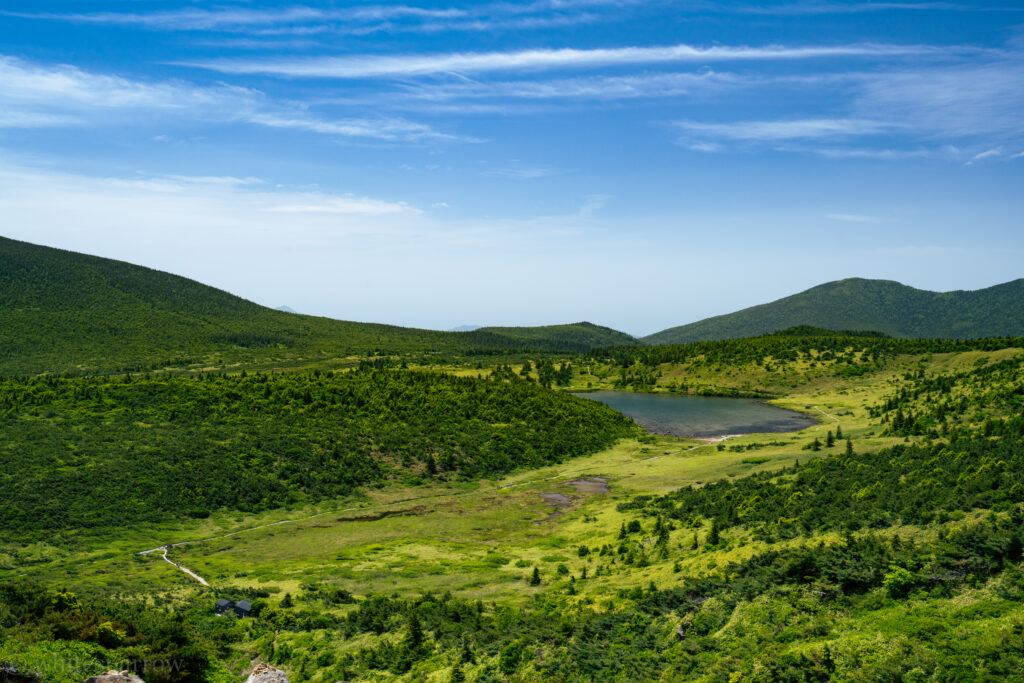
xmin=1 ymin=662 xmax=40 ymax=682
xmin=84 ymin=672 xmax=144 ymax=683
xmin=245 ymin=663 xmax=289 ymax=683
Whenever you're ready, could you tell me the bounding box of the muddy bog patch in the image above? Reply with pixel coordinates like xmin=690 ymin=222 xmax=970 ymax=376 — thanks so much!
xmin=337 ymin=506 xmax=426 ymax=523
xmin=534 ymin=493 xmax=572 ymax=524
xmin=539 ymin=493 xmax=571 ymax=506
xmin=564 ymin=477 xmax=609 ymax=494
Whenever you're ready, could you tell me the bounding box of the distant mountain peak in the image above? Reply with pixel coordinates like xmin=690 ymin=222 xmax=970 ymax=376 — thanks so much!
xmin=276 ymin=305 xmax=298 ymax=314
xmin=643 ymin=277 xmax=1024 ymax=344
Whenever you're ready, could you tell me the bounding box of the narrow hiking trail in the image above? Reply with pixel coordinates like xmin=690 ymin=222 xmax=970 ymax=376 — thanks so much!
xmin=814 ymin=405 xmax=841 ymax=422
xmin=139 ymin=546 xmax=210 ymax=586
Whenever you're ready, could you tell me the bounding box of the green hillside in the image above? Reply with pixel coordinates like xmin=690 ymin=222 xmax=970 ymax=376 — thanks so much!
xmin=475 ymin=322 xmax=636 ymax=350
xmin=644 ymin=278 xmax=1024 ymax=345
xmin=0 ymin=368 xmax=638 ymax=539
xmin=0 ymin=236 xmax=627 ymax=375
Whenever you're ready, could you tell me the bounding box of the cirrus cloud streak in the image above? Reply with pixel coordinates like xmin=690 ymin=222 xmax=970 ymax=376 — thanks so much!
xmin=182 ymin=42 xmax=958 ymax=79
xmin=0 ymin=54 xmax=462 ymax=142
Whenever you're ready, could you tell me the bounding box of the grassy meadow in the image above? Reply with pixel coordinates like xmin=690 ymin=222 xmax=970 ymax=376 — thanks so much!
xmin=5 ymin=336 xmax=1024 ymax=682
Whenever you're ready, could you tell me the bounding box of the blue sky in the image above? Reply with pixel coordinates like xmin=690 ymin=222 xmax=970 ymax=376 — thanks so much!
xmin=1 ymin=1 xmax=1022 ymax=335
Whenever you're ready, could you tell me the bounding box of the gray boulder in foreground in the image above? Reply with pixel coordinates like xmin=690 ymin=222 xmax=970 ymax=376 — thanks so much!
xmin=245 ymin=663 xmax=290 ymax=683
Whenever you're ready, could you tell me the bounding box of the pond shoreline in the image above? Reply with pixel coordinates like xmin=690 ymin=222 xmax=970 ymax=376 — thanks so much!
xmin=572 ymin=390 xmax=817 ymax=439
xmin=569 ymin=387 xmax=778 ymax=400
xmin=631 ymin=420 xmax=800 ymax=440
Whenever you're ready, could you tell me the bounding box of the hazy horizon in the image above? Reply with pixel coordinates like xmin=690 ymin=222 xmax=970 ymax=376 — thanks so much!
xmin=2 ymin=1 xmax=1022 ymax=336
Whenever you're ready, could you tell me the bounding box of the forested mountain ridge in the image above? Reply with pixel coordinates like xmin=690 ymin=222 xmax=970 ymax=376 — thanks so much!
xmin=474 ymin=322 xmax=636 ymax=350
xmin=644 ymin=278 xmax=1024 ymax=344
xmin=0 ymin=236 xmax=475 ymax=374
xmin=0 ymin=236 xmax=628 ymax=375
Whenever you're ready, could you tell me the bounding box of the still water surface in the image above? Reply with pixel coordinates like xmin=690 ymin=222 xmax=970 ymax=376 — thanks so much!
xmin=573 ymin=391 xmax=816 ymax=438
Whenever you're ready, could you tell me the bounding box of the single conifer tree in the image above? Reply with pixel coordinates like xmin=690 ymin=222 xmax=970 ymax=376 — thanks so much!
xmin=460 ymin=638 xmax=475 ymax=664
xmin=823 ymin=645 xmax=836 ymax=674
xmin=707 ymin=519 xmax=721 ymax=547
xmin=406 ymin=612 xmax=424 ymax=650
xmin=529 ymin=566 xmax=541 ymax=586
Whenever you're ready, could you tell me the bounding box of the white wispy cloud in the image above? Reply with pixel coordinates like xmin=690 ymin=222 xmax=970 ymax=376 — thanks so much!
xmin=267 ymin=196 xmax=420 ymax=215
xmin=247 ymin=113 xmax=469 ymax=142
xmin=676 ymin=118 xmax=891 ymax=141
xmin=483 ymin=165 xmax=555 ymax=179
xmin=9 ymin=0 xmax=1001 ymax=38
xmin=740 ymin=2 xmax=983 ymax=15
xmin=853 ymin=59 xmax=1024 ymax=141
xmin=825 ymin=213 xmax=881 ymax=222
xmin=0 ymin=1 xmax=637 ymax=36
xmin=0 ymin=163 xmax=425 ymax=241
xmin=673 ymin=53 xmax=1024 ymax=156
xmin=309 ymin=69 xmax=862 ymax=120
xmin=0 ymin=54 xmax=462 ymax=142
xmin=192 ymin=37 xmax=326 ymax=50
xmin=0 ymin=111 xmax=83 ymax=128
xmin=800 ymin=146 xmax=944 ymax=159
xmin=392 ymin=70 xmax=742 ymax=102
xmin=1 ymin=7 xmax=469 ymax=32
xmin=970 ymin=148 xmax=1003 ymax=160
xmin=575 ymin=194 xmax=609 ymax=218
xmin=182 ymin=42 xmax=950 ymax=79
xmin=0 ymin=54 xmax=255 ymax=110
xmin=688 ymin=141 xmax=724 ymax=152
xmin=152 ymin=175 xmax=264 ymax=188
xmin=302 ymin=70 xmax=747 ymax=119
xmin=963 ymin=147 xmax=1011 ymax=164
